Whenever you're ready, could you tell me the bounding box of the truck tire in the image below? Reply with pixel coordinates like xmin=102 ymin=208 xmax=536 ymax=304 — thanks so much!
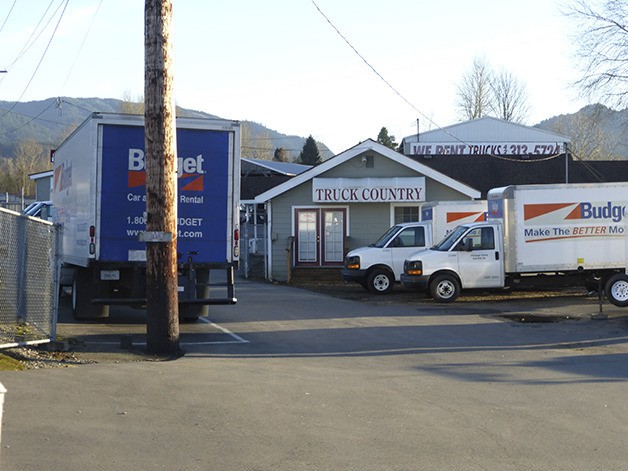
xmin=179 ymin=268 xmax=210 ymax=321
xmin=605 ymin=273 xmax=628 ymax=307
xmin=72 ymin=270 xmax=109 ymax=319
xmin=430 ymin=274 xmax=460 ymax=303
xmin=367 ymin=269 xmax=394 ymax=294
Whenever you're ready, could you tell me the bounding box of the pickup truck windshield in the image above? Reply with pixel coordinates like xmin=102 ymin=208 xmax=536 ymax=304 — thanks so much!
xmin=373 ymin=225 xmax=402 ymax=248
xmin=433 ymin=225 xmax=469 ymax=251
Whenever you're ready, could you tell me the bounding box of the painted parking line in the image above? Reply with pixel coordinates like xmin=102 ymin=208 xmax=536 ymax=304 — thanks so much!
xmin=197 ymin=317 xmax=249 ymax=343
xmin=82 ymin=319 xmax=249 ymax=347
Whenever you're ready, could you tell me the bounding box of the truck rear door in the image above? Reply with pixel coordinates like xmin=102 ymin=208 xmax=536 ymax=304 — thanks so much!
xmin=456 ymin=225 xmax=503 ymax=288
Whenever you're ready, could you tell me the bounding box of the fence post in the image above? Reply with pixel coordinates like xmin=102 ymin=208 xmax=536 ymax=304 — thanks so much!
xmin=0 ymin=382 xmax=6 ymax=456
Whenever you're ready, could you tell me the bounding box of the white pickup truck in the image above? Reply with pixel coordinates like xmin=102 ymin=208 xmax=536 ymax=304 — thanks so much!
xmin=342 ymin=200 xmax=487 ymax=293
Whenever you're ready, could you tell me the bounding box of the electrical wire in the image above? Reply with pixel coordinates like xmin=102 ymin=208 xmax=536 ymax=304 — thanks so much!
xmin=0 ymin=0 xmax=18 ymax=34
xmin=1 ymin=0 xmax=69 ymax=116
xmin=1 ymin=0 xmax=58 ymax=75
xmin=310 ymin=0 xmax=563 ymax=164
xmin=59 ymin=0 xmax=104 ymax=94
xmin=0 ymin=100 xmax=57 ymax=137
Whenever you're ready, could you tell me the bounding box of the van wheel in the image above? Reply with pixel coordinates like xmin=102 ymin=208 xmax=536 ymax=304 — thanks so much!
xmin=367 ymin=269 xmax=394 ymax=294
xmin=72 ymin=269 xmax=109 ymax=319
xmin=605 ymin=274 xmax=628 ymax=307
xmin=430 ymin=274 xmax=460 ymax=303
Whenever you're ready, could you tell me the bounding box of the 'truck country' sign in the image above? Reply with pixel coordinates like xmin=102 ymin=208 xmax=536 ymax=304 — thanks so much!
xmin=313 ymin=177 xmax=426 ymax=203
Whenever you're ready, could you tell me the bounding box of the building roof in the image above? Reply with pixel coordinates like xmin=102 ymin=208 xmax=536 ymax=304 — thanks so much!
xmin=241 ymin=158 xmax=311 ymax=176
xmin=412 ymin=154 xmax=628 ymax=198
xmin=254 ymin=139 xmax=481 ymax=203
xmin=402 ymin=116 xmax=571 ymax=145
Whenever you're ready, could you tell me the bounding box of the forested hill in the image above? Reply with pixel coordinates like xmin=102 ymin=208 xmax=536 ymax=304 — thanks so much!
xmin=535 ymin=104 xmax=628 ymax=160
xmin=0 ymin=97 xmax=333 ymax=161
xmin=1 ymin=97 xmax=626 ymax=161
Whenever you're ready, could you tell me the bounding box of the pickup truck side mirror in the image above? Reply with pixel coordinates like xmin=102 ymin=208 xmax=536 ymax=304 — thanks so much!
xmin=458 ymin=238 xmax=473 ymax=251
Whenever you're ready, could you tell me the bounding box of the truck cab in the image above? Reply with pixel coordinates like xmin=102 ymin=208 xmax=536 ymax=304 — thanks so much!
xmin=23 ymin=201 xmax=53 ymax=221
xmin=401 ymin=222 xmax=505 ymax=302
xmin=343 ymin=222 xmax=432 ymax=293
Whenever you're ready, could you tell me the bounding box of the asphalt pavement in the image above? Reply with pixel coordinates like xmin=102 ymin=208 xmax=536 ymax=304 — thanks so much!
xmin=2 ymin=279 xmax=628 ymax=471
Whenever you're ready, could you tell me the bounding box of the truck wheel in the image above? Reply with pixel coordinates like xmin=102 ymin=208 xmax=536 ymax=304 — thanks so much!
xmin=430 ymin=274 xmax=460 ymax=303
xmin=605 ymin=274 xmax=628 ymax=307
xmin=367 ymin=269 xmax=394 ymax=294
xmin=72 ymin=270 xmax=109 ymax=319
xmin=179 ymin=268 xmax=210 ymax=320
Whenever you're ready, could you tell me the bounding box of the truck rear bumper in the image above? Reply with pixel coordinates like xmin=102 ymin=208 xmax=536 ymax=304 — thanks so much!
xmin=400 ymin=273 xmax=429 ymax=291
xmin=342 ymin=268 xmax=368 ymax=284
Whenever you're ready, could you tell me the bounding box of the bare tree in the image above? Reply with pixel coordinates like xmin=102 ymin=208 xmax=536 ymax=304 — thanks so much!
xmin=491 ymin=68 xmax=530 ymax=123
xmin=564 ymin=0 xmax=628 ymax=108
xmin=457 ymin=57 xmax=531 ymax=122
xmin=0 ymin=140 xmax=48 ymax=195
xmin=550 ymin=104 xmax=620 ymax=160
xmin=241 ymin=123 xmax=274 ymax=160
xmin=121 ymin=90 xmax=145 ymax=115
xmin=456 ymin=56 xmax=494 ymax=120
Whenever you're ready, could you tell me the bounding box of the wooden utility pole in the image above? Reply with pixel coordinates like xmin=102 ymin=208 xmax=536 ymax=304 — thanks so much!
xmin=144 ymin=0 xmax=180 ymax=355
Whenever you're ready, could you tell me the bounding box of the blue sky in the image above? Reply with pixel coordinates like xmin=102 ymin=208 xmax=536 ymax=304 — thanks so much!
xmin=0 ymin=0 xmax=590 ymax=153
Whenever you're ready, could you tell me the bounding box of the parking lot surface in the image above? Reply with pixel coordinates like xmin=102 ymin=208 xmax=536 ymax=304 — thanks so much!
xmin=2 ymin=279 xmax=628 ymax=470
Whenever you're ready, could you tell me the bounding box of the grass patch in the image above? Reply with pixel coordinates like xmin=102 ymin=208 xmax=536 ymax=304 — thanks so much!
xmin=0 ymin=353 xmax=26 ymax=371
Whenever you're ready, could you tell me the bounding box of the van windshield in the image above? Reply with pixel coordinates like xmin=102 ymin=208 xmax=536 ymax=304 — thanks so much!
xmin=373 ymin=225 xmax=402 ymax=248
xmin=433 ymin=225 xmax=469 ymax=251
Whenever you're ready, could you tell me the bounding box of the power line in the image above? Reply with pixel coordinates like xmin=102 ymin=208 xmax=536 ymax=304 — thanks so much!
xmin=0 ymin=100 xmax=58 ymax=138
xmin=0 ymin=0 xmax=18 ymax=34
xmin=59 ymin=0 xmax=104 ymax=94
xmin=1 ymin=1 xmax=59 ymax=75
xmin=310 ymin=0 xmax=558 ymax=162
xmin=1 ymin=0 xmax=69 ymax=116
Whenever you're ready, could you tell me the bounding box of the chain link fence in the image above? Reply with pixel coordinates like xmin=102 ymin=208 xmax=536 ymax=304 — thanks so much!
xmin=0 ymin=193 xmax=31 ymax=213
xmin=0 ymin=207 xmax=58 ymax=349
xmin=239 ymin=221 xmax=267 ymax=280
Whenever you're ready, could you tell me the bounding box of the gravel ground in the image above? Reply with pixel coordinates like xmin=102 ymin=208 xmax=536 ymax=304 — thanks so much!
xmin=1 ymin=345 xmax=96 ymax=370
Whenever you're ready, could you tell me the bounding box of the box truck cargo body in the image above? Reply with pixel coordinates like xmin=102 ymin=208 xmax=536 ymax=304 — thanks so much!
xmin=342 ymin=200 xmax=486 ymax=293
xmin=52 ymin=113 xmax=240 ymax=319
xmin=401 ymin=183 xmax=628 ymax=305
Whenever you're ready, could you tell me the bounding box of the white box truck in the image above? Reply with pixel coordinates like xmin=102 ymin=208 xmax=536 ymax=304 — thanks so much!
xmin=342 ymin=200 xmax=486 ymax=293
xmin=52 ymin=113 xmax=240 ymax=319
xmin=401 ymin=183 xmax=628 ymax=305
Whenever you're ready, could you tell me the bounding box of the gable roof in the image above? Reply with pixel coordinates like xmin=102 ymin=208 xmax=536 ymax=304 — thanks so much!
xmin=402 ymin=116 xmax=570 ymax=145
xmin=254 ymin=139 xmax=481 ymax=203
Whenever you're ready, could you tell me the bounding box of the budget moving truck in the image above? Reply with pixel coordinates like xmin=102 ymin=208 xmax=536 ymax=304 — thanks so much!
xmin=401 ymin=183 xmax=628 ymax=305
xmin=342 ymin=200 xmax=486 ymax=293
xmin=52 ymin=113 xmax=240 ymax=320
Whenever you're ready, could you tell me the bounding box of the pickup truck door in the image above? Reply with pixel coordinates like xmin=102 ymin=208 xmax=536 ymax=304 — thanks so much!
xmin=456 ymin=226 xmax=503 ymax=288
xmin=388 ymin=226 xmax=428 ymax=280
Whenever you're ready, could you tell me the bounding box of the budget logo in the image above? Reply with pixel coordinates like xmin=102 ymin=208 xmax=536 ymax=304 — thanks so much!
xmin=524 ymin=201 xmax=626 ymax=224
xmin=53 ymin=162 xmax=72 ymax=192
xmin=446 ymin=211 xmax=486 ymax=223
xmin=127 ymin=148 xmax=205 ymax=191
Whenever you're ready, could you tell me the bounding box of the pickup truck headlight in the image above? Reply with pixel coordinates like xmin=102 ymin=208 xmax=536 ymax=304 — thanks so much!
xmin=345 ymin=255 xmax=360 ymax=270
xmin=404 ymin=260 xmax=423 ymax=276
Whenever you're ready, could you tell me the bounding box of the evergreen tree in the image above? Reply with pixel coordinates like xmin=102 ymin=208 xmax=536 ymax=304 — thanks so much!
xmin=377 ymin=127 xmax=398 ymax=149
xmin=273 ymin=147 xmax=288 ymax=162
xmin=298 ymin=135 xmax=321 ymax=165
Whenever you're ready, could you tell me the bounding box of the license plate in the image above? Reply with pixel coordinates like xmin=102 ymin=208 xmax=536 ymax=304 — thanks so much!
xmin=100 ymin=270 xmax=120 ymax=281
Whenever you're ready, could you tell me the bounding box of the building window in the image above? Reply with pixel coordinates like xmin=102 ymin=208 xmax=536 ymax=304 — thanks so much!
xmin=393 ymin=206 xmax=420 ymax=224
